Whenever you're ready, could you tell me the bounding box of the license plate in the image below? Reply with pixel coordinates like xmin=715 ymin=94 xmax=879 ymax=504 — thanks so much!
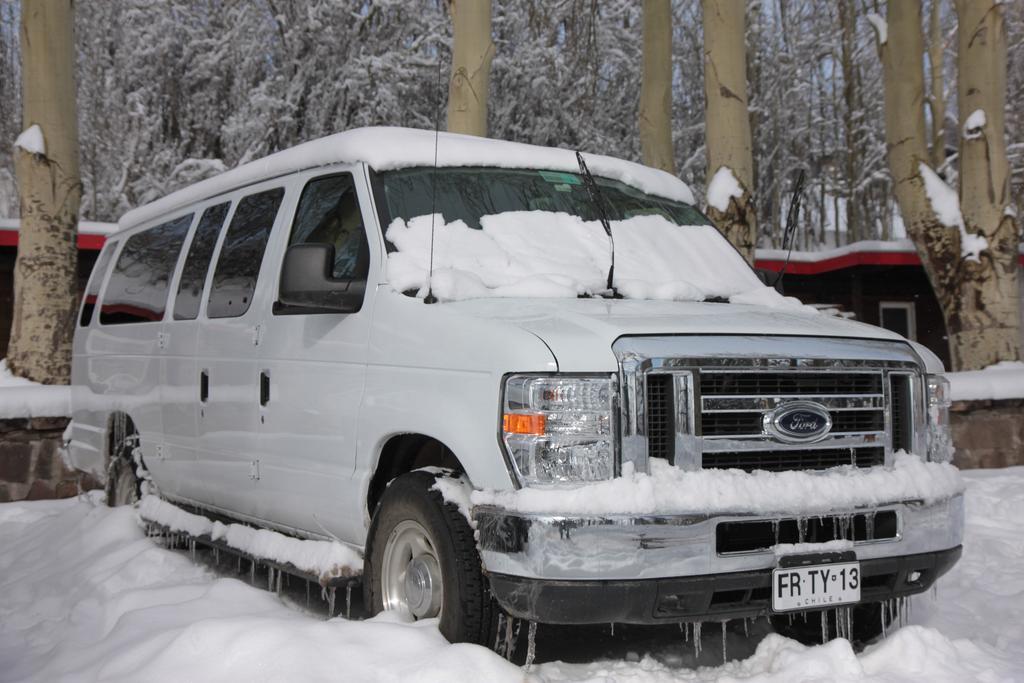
xmin=771 ymin=561 xmax=861 ymax=612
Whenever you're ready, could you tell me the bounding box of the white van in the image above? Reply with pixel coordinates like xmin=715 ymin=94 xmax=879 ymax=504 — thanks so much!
xmin=69 ymin=127 xmax=963 ymax=646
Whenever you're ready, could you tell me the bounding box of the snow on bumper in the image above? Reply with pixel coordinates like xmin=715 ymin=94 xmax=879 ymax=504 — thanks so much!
xmin=474 ymin=494 xmax=964 ymax=582
xmin=471 ymin=455 xmax=965 ymax=582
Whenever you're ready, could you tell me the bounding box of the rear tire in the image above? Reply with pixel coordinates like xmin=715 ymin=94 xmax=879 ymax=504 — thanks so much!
xmin=364 ymin=470 xmax=497 ymax=645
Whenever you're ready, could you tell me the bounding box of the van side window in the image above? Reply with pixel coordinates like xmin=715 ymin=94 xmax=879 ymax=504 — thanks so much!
xmin=78 ymin=240 xmax=118 ymax=327
xmin=173 ymin=202 xmax=231 ymax=320
xmin=207 ymin=188 xmax=284 ymax=319
xmin=289 ymin=174 xmax=369 ymax=280
xmin=99 ymin=214 xmax=192 ymax=325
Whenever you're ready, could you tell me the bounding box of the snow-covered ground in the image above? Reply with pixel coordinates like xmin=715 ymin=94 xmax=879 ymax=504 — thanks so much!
xmin=1 ymin=468 xmax=1021 ymax=682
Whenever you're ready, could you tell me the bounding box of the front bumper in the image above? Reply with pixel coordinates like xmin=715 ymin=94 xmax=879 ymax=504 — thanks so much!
xmin=474 ymin=494 xmax=964 ymax=624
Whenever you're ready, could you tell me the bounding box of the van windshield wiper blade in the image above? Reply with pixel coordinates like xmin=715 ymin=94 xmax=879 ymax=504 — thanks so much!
xmin=575 ymin=152 xmax=617 ymax=297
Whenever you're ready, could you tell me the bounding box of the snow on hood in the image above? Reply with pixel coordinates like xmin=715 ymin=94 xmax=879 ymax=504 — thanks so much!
xmin=119 ymin=127 xmax=693 ymax=229
xmin=438 ymin=296 xmax=908 ymax=372
xmin=385 ymin=210 xmax=804 ymax=308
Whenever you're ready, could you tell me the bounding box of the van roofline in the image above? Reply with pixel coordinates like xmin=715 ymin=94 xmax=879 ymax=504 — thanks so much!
xmin=117 ymin=126 xmax=695 ymax=232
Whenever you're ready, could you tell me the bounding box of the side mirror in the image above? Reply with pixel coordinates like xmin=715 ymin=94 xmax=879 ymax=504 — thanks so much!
xmin=755 ymin=268 xmax=784 ymax=295
xmin=278 ymin=243 xmax=365 ymax=313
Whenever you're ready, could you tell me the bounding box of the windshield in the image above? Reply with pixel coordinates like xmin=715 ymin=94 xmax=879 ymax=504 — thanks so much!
xmin=375 ymin=167 xmax=711 ymax=230
xmin=372 ymin=166 xmax=764 ymax=302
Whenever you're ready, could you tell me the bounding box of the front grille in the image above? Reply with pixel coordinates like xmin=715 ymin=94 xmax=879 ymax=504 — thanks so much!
xmin=702 ymin=447 xmax=884 ymax=472
xmin=639 ymin=360 xmax=913 ymax=472
xmin=646 ymin=374 xmax=674 ymax=462
xmin=699 ymin=372 xmax=882 ymax=396
xmin=716 ymin=510 xmax=899 ymax=554
xmin=890 ymin=375 xmax=912 ymax=452
xmin=701 ymin=409 xmax=883 ymax=437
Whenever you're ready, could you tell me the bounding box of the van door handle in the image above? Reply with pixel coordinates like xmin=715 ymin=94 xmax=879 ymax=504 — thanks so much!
xmin=200 ymin=369 xmax=209 ymax=403
xmin=259 ymin=371 xmax=270 ymax=406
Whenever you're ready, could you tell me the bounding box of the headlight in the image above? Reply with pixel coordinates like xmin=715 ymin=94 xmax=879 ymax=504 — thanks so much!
xmin=926 ymin=374 xmax=954 ymax=462
xmin=501 ymin=374 xmax=616 ymax=485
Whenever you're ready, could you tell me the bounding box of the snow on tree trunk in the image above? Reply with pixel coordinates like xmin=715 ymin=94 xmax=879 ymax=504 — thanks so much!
xmin=702 ymin=0 xmax=757 ymax=264
xmin=10 ymin=0 xmax=80 ymax=384
xmin=639 ymin=0 xmax=674 ymax=174
xmin=446 ymin=0 xmax=494 ymax=137
xmin=952 ymin=0 xmax=1020 ymax=369
xmin=875 ymin=0 xmax=1019 ymax=371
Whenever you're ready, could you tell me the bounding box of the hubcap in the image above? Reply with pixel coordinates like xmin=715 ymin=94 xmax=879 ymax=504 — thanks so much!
xmin=381 ymin=520 xmax=443 ymax=619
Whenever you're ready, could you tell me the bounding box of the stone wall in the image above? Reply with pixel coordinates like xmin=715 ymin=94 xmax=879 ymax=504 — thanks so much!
xmin=952 ymin=399 xmax=1024 ymax=469
xmin=0 ymin=417 xmax=99 ymax=502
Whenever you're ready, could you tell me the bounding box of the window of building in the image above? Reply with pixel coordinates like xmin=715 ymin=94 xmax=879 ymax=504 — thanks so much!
xmin=99 ymin=214 xmax=193 ymax=325
xmin=289 ymin=173 xmax=369 ymax=280
xmin=78 ymin=240 xmax=118 ymax=327
xmin=879 ymin=301 xmax=916 ymax=341
xmin=173 ymin=202 xmax=231 ymax=320
xmin=207 ymin=188 xmax=284 ymax=319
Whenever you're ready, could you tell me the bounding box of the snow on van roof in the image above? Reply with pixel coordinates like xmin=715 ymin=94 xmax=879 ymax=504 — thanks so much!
xmin=118 ymin=127 xmax=695 ymax=230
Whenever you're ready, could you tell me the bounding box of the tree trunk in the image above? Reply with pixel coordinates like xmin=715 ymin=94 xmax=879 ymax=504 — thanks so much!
xmin=702 ymin=0 xmax=757 ymax=263
xmin=10 ymin=0 xmax=80 ymax=384
xmin=928 ymin=0 xmax=946 ymax=169
xmin=874 ymin=0 xmax=1019 ymax=370
xmin=639 ymin=0 xmax=674 ymax=173
xmin=446 ymin=0 xmax=494 ymax=137
xmin=840 ymin=0 xmax=861 ymax=244
xmin=952 ymin=0 xmax=1019 ymax=368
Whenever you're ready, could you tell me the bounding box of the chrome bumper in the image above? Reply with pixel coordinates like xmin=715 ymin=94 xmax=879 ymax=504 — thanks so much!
xmin=474 ymin=494 xmax=964 ymax=581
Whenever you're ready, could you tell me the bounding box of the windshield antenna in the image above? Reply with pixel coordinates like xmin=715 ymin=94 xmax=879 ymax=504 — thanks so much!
xmin=575 ymin=152 xmax=617 ymax=296
xmin=772 ymin=169 xmax=806 ymax=289
xmin=423 ymin=40 xmax=445 ymax=305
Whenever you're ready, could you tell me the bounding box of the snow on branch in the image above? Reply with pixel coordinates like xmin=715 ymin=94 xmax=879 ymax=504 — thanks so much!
xmin=706 ymin=166 xmax=744 ymax=212
xmin=14 ymin=125 xmax=46 ymax=156
xmin=918 ymin=163 xmax=988 ymax=261
xmin=866 ymin=14 xmax=888 ymax=45
xmin=962 ymin=109 xmax=986 ymax=140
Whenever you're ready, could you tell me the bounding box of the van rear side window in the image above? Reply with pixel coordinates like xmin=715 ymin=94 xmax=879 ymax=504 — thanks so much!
xmin=78 ymin=240 xmax=118 ymax=327
xmin=99 ymin=214 xmax=193 ymax=325
xmin=173 ymin=202 xmax=231 ymax=320
xmin=207 ymin=188 xmax=284 ymax=319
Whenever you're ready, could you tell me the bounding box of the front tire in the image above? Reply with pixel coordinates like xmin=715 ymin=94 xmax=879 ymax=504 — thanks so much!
xmin=106 ymin=422 xmax=142 ymax=507
xmin=364 ymin=470 xmax=496 ymax=644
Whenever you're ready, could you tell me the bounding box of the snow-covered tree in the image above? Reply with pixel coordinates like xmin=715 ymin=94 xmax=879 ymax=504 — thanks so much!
xmin=11 ymin=0 xmax=80 ymax=383
xmin=872 ymin=0 xmax=1020 ymax=370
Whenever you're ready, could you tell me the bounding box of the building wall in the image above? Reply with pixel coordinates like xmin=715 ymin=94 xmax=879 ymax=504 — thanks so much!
xmin=0 ymin=247 xmax=99 ymax=358
xmin=779 ymin=265 xmax=952 ymax=369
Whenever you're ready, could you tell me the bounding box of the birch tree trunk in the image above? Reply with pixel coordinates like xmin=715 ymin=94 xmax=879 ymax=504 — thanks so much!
xmin=639 ymin=0 xmax=674 ymax=173
xmin=702 ymin=0 xmax=757 ymax=263
xmin=10 ymin=0 xmax=80 ymax=384
xmin=446 ymin=0 xmax=494 ymax=137
xmin=928 ymin=0 xmax=946 ymax=169
xmin=953 ymin=0 xmax=1020 ymax=367
xmin=874 ymin=0 xmax=1019 ymax=370
xmin=840 ymin=0 xmax=861 ymax=243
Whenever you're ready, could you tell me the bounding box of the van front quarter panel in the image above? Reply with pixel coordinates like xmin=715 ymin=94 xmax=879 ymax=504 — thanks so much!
xmin=357 ymin=288 xmax=559 ymax=503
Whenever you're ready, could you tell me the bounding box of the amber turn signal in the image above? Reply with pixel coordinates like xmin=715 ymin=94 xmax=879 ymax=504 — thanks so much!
xmin=503 ymin=412 xmax=546 ymax=435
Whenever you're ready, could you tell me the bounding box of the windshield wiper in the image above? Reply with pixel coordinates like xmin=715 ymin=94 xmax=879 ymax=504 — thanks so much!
xmin=575 ymin=152 xmax=618 ymax=297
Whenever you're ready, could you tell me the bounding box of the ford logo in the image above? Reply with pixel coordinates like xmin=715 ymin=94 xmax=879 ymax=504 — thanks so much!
xmin=765 ymin=402 xmax=833 ymax=443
